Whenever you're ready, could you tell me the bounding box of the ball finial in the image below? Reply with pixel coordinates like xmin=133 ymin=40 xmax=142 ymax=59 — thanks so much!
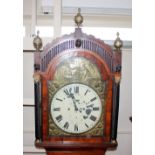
xmin=114 ymin=32 xmax=123 ymax=50
xmin=74 ymin=8 xmax=83 ymax=27
xmin=116 ymin=32 xmax=119 ymax=38
xmin=37 ymin=30 xmax=40 ymax=36
xmin=78 ymin=8 xmax=81 ymax=13
xmin=33 ymin=30 xmax=43 ymax=51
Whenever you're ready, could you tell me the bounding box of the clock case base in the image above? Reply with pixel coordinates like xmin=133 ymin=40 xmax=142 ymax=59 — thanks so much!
xmin=47 ymin=150 xmax=105 ymax=155
xmin=35 ymin=141 xmax=117 ymax=155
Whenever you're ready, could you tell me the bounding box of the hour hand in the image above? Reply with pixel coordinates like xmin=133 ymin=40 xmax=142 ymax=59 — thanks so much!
xmin=73 ymin=100 xmax=78 ymax=111
xmin=86 ymin=104 xmax=94 ymax=108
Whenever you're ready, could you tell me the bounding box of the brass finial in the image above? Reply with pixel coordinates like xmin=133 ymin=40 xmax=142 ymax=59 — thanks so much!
xmin=35 ymin=139 xmax=41 ymax=143
xmin=74 ymin=8 xmax=83 ymax=27
xmin=33 ymin=72 xmax=41 ymax=83
xmin=114 ymin=73 xmax=121 ymax=83
xmin=111 ymin=140 xmax=117 ymax=145
xmin=33 ymin=30 xmax=43 ymax=51
xmin=114 ymin=32 xmax=123 ymax=50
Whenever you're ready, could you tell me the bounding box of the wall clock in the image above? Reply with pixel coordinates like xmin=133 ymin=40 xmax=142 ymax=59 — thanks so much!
xmin=33 ymin=9 xmax=123 ymax=155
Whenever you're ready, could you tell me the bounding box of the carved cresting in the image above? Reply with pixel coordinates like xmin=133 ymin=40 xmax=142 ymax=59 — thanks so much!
xmin=39 ymin=28 xmax=113 ymax=73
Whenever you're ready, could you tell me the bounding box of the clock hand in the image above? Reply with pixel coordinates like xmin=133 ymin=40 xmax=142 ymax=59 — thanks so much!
xmin=73 ymin=100 xmax=78 ymax=111
xmin=83 ymin=116 xmax=88 ymax=119
xmin=86 ymin=104 xmax=94 ymax=108
xmin=83 ymin=108 xmax=92 ymax=119
xmin=86 ymin=108 xmax=92 ymax=115
xmin=70 ymin=93 xmax=78 ymax=111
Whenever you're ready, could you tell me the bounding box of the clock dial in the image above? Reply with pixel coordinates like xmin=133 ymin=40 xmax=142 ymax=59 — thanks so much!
xmin=50 ymin=83 xmax=102 ymax=134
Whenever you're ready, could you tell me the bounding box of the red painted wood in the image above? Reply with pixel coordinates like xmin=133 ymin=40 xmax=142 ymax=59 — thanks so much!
xmin=36 ymin=141 xmax=117 ymax=155
xmin=47 ymin=150 xmax=106 ymax=155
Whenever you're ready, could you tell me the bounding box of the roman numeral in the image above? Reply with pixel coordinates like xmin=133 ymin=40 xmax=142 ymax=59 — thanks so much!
xmin=87 ymin=104 xmax=94 ymax=108
xmin=90 ymin=97 xmax=97 ymax=102
xmin=53 ymin=108 xmax=60 ymax=111
xmin=84 ymin=89 xmax=89 ymax=96
xmin=74 ymin=86 xmax=79 ymax=93
xmin=64 ymin=122 xmax=69 ymax=129
xmin=69 ymin=88 xmax=72 ymax=93
xmin=93 ymin=107 xmax=99 ymax=111
xmin=56 ymin=98 xmax=63 ymax=101
xmin=85 ymin=123 xmax=89 ymax=128
xmin=74 ymin=124 xmax=78 ymax=131
xmin=56 ymin=115 xmax=62 ymax=122
xmin=90 ymin=115 xmax=97 ymax=122
xmin=64 ymin=89 xmax=70 ymax=96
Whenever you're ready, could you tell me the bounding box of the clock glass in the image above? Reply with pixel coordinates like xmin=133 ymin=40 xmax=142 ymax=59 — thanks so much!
xmin=50 ymin=83 xmax=102 ymax=134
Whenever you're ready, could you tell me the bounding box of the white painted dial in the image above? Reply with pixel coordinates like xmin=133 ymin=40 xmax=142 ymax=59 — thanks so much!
xmin=50 ymin=83 xmax=102 ymax=134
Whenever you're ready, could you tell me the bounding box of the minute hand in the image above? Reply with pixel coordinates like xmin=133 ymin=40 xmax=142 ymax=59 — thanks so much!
xmin=70 ymin=93 xmax=78 ymax=111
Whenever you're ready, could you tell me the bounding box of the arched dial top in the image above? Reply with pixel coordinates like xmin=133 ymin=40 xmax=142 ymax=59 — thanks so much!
xmin=50 ymin=83 xmax=102 ymax=134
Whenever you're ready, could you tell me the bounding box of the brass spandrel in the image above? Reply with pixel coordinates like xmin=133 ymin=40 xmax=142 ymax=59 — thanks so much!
xmin=54 ymin=57 xmax=101 ymax=84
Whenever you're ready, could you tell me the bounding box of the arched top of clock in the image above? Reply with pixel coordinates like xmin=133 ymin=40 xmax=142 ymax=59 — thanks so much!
xmin=44 ymin=50 xmax=111 ymax=81
xmin=38 ymin=28 xmax=115 ymax=75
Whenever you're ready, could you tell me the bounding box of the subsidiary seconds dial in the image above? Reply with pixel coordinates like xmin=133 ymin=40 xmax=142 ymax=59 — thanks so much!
xmin=50 ymin=83 xmax=102 ymax=134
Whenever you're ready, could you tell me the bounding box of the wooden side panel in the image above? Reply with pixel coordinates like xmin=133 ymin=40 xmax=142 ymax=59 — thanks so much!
xmin=104 ymin=79 xmax=113 ymax=141
xmin=41 ymin=76 xmax=49 ymax=141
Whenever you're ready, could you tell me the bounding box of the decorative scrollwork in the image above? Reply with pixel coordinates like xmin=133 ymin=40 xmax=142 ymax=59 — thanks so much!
xmin=54 ymin=57 xmax=101 ymax=83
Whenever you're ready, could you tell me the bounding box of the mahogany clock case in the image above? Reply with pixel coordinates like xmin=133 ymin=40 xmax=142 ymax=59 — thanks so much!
xmin=33 ymin=28 xmax=122 ymax=153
